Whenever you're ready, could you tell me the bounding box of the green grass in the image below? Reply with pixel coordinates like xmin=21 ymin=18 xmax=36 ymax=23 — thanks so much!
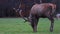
xmin=0 ymin=18 xmax=60 ymax=34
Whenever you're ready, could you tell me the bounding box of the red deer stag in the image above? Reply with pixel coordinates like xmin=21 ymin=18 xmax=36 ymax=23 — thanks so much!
xmin=28 ymin=3 xmax=56 ymax=32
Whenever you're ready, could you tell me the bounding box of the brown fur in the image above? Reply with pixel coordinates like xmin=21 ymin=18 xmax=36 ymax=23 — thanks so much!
xmin=28 ymin=3 xmax=56 ymax=32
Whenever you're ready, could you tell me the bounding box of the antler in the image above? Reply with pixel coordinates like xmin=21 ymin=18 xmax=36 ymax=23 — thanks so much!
xmin=19 ymin=9 xmax=29 ymax=23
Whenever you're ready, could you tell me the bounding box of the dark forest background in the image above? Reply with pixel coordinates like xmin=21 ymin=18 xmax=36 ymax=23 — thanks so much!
xmin=0 ymin=0 xmax=59 ymax=17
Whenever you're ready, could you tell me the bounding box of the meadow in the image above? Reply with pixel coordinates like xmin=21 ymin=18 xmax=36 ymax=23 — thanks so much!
xmin=0 ymin=18 xmax=60 ymax=34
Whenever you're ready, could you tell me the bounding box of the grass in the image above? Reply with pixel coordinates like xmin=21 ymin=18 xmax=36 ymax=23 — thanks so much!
xmin=0 ymin=18 xmax=60 ymax=34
